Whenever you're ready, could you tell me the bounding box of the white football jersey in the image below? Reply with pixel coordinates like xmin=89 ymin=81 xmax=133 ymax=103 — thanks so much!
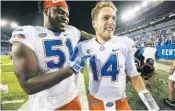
xmin=77 ymin=36 xmax=138 ymax=101
xmin=143 ymin=47 xmax=157 ymax=61
xmin=122 ymin=36 xmax=136 ymax=53
xmin=143 ymin=47 xmax=157 ymax=68
xmin=9 ymin=25 xmax=81 ymax=110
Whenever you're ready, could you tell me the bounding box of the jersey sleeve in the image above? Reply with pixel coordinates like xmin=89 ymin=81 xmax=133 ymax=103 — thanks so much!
xmin=68 ymin=25 xmax=81 ymax=44
xmin=131 ymin=40 xmax=137 ymax=54
xmin=125 ymin=36 xmax=137 ymax=54
xmin=9 ymin=26 xmax=35 ymax=51
xmin=125 ymin=47 xmax=139 ymax=77
xmin=77 ymin=42 xmax=84 ymax=58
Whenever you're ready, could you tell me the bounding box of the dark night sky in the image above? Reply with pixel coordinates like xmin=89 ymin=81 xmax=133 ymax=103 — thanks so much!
xmin=1 ymin=1 xmax=140 ymax=36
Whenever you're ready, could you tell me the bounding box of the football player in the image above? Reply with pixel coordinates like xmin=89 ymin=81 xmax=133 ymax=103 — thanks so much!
xmin=10 ymin=0 xmax=93 ymax=110
xmin=163 ymin=60 xmax=175 ymax=107
xmin=75 ymin=1 xmax=160 ymax=110
xmin=134 ymin=43 xmax=156 ymax=80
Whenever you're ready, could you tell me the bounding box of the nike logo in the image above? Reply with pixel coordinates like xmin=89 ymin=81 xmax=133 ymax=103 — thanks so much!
xmin=63 ymin=32 xmax=69 ymax=36
xmin=64 ymin=33 xmax=68 ymax=36
xmin=112 ymin=49 xmax=119 ymax=52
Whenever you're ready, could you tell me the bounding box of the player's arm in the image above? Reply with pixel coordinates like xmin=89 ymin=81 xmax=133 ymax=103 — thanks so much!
xmin=125 ymin=47 xmax=159 ymax=110
xmin=12 ymin=42 xmax=79 ymax=95
xmin=130 ymin=75 xmax=160 ymax=110
xmin=79 ymin=30 xmax=94 ymax=41
xmin=130 ymin=75 xmax=146 ymax=92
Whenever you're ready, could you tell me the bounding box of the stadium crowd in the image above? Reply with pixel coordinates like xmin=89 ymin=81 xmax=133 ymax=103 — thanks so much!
xmin=128 ymin=25 xmax=175 ymax=46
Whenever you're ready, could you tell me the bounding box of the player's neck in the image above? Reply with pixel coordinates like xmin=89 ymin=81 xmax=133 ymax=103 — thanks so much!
xmin=96 ymin=35 xmax=110 ymax=44
xmin=44 ymin=19 xmax=58 ymax=33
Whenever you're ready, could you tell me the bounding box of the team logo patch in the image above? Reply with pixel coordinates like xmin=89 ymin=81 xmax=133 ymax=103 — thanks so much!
xmin=86 ymin=48 xmax=93 ymax=54
xmin=38 ymin=33 xmax=47 ymax=38
xmin=12 ymin=34 xmax=25 ymax=39
xmin=106 ymin=102 xmax=114 ymax=107
xmin=92 ymin=100 xmax=99 ymax=106
xmin=99 ymin=46 xmax=105 ymax=51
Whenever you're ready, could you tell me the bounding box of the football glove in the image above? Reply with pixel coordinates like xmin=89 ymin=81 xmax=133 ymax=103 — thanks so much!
xmin=68 ymin=47 xmax=90 ymax=74
xmin=68 ymin=56 xmax=86 ymax=74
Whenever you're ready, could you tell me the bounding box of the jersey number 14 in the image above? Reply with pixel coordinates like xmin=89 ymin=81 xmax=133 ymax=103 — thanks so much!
xmin=90 ymin=54 xmax=119 ymax=81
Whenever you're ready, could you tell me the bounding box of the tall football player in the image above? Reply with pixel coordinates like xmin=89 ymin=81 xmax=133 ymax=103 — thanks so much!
xmin=10 ymin=0 xmax=92 ymax=110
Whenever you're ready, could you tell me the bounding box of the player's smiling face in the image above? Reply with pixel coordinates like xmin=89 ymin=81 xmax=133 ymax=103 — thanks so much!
xmin=93 ymin=7 xmax=116 ymax=41
xmin=48 ymin=6 xmax=69 ymax=32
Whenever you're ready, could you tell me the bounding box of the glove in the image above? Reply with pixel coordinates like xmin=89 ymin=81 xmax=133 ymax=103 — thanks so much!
xmin=68 ymin=56 xmax=86 ymax=74
xmin=68 ymin=47 xmax=90 ymax=74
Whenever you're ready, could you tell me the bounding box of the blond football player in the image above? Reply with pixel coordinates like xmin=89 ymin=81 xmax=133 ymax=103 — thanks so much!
xmin=75 ymin=1 xmax=160 ymax=110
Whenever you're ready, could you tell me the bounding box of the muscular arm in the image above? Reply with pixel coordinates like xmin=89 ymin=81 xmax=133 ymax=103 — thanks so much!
xmin=12 ymin=42 xmax=75 ymax=95
xmin=79 ymin=30 xmax=94 ymax=41
xmin=130 ymin=75 xmax=146 ymax=92
xmin=130 ymin=75 xmax=160 ymax=110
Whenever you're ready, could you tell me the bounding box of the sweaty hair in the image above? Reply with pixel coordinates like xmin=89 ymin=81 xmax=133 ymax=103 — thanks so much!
xmin=91 ymin=1 xmax=117 ymax=20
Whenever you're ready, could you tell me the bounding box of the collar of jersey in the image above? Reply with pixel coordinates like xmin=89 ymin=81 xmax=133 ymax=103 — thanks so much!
xmin=93 ymin=36 xmax=115 ymax=47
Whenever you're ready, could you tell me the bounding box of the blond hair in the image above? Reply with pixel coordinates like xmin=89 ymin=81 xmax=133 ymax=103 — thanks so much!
xmin=91 ymin=1 xmax=117 ymax=20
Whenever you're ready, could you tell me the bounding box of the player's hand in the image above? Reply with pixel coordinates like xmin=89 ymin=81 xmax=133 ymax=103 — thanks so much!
xmin=68 ymin=56 xmax=86 ymax=74
xmin=68 ymin=47 xmax=89 ymax=74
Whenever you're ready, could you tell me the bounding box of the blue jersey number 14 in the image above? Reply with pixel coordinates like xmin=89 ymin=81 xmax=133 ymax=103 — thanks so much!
xmin=90 ymin=54 xmax=119 ymax=81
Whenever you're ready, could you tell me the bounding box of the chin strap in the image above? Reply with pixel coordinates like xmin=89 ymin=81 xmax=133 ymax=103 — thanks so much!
xmin=138 ymin=89 xmax=160 ymax=111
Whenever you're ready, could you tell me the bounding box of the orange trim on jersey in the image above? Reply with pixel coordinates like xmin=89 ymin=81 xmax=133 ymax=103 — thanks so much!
xmin=44 ymin=0 xmax=68 ymax=8
xmin=89 ymin=95 xmax=131 ymax=110
xmin=89 ymin=95 xmax=105 ymax=110
xmin=54 ymin=97 xmax=81 ymax=110
xmin=116 ymin=97 xmax=131 ymax=110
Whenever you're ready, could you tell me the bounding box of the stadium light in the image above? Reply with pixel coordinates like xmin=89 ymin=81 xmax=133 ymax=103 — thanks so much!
xmin=10 ymin=22 xmax=18 ymax=28
xmin=141 ymin=1 xmax=149 ymax=7
xmin=121 ymin=14 xmax=128 ymax=21
xmin=121 ymin=11 xmax=136 ymax=21
xmin=0 ymin=20 xmax=8 ymax=27
xmin=133 ymin=6 xmax=141 ymax=12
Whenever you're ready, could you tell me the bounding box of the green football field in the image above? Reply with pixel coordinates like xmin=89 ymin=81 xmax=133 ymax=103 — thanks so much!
xmin=1 ymin=55 xmax=174 ymax=110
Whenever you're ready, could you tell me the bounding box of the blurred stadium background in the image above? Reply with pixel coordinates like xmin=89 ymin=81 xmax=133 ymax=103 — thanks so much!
xmin=1 ymin=0 xmax=175 ymax=110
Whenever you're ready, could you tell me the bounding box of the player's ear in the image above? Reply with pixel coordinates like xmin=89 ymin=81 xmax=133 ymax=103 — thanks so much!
xmin=92 ymin=20 xmax=96 ymax=29
xmin=43 ymin=8 xmax=49 ymax=17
